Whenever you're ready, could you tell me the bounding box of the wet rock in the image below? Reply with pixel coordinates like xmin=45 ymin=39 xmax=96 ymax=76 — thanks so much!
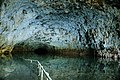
xmin=0 ymin=0 xmax=120 ymax=57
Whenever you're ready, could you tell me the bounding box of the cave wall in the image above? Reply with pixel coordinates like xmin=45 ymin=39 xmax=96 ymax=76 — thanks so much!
xmin=0 ymin=0 xmax=120 ymax=57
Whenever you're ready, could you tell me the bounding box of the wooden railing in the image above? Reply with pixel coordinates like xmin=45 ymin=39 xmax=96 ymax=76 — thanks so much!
xmin=24 ymin=59 xmax=52 ymax=80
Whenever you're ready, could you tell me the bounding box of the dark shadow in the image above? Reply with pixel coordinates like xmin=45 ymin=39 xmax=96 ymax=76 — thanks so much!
xmin=105 ymin=0 xmax=120 ymax=9
xmin=34 ymin=47 xmax=48 ymax=56
xmin=0 ymin=0 xmax=3 ymax=7
xmin=0 ymin=77 xmax=4 ymax=80
xmin=87 ymin=48 xmax=98 ymax=57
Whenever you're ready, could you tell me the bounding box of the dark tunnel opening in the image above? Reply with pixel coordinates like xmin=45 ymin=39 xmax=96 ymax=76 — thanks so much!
xmin=34 ymin=47 xmax=49 ymax=56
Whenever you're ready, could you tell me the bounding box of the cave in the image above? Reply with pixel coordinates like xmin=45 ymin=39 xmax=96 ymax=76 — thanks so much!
xmin=34 ymin=48 xmax=48 ymax=55
xmin=0 ymin=0 xmax=120 ymax=80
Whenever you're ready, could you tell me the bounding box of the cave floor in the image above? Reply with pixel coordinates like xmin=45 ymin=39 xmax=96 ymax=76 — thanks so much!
xmin=0 ymin=52 xmax=120 ymax=80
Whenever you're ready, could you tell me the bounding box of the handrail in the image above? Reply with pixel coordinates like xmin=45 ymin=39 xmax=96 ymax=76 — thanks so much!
xmin=24 ymin=59 xmax=52 ymax=80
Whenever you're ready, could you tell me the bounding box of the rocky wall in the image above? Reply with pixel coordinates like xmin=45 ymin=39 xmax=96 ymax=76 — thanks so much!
xmin=0 ymin=0 xmax=120 ymax=58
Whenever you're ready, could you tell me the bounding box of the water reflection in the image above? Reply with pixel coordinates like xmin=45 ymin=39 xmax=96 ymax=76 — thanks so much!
xmin=42 ymin=56 xmax=120 ymax=80
xmin=0 ymin=52 xmax=120 ymax=80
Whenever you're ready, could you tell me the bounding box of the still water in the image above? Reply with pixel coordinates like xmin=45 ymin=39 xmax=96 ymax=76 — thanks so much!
xmin=0 ymin=52 xmax=120 ymax=80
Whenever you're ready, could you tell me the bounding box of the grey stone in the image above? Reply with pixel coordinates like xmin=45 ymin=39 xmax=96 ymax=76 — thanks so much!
xmin=0 ymin=0 xmax=120 ymax=57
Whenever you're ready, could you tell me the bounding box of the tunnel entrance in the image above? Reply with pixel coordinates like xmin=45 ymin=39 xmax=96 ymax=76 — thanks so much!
xmin=34 ymin=47 xmax=48 ymax=56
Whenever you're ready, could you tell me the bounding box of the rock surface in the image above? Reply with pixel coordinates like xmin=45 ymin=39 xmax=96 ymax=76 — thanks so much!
xmin=0 ymin=0 xmax=120 ymax=57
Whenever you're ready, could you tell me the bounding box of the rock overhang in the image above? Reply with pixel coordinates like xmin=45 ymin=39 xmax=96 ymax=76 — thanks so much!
xmin=0 ymin=0 xmax=120 ymax=58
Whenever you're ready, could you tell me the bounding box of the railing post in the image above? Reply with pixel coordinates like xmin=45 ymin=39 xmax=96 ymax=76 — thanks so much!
xmin=41 ymin=69 xmax=43 ymax=80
